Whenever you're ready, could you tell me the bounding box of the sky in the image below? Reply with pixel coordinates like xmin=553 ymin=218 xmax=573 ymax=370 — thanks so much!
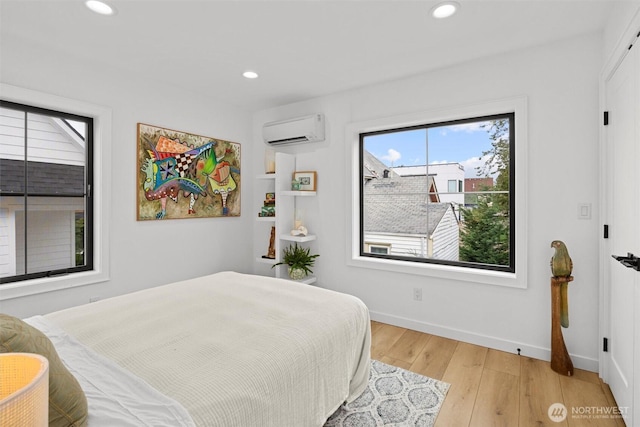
xmin=364 ymin=120 xmax=502 ymax=178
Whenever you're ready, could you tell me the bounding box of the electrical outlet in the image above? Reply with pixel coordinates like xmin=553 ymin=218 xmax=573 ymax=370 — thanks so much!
xmin=413 ymin=287 xmax=422 ymax=301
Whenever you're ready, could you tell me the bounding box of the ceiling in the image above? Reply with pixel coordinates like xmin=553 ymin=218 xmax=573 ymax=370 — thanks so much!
xmin=0 ymin=0 xmax=618 ymax=112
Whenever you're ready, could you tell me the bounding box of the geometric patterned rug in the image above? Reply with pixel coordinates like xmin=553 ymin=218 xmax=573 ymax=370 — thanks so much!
xmin=325 ymin=360 xmax=450 ymax=427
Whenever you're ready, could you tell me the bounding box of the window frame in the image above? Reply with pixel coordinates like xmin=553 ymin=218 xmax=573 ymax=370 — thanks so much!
xmin=359 ymin=111 xmax=515 ymax=273
xmin=0 ymin=100 xmax=94 ymax=283
xmin=0 ymin=84 xmax=111 ymax=300
xmin=365 ymin=243 xmax=391 ymax=255
xmin=346 ymin=96 xmax=528 ymax=288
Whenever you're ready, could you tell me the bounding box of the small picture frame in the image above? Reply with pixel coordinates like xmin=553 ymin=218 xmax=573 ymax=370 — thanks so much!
xmin=265 ymin=192 xmax=275 ymax=202
xmin=293 ymin=171 xmax=317 ymax=191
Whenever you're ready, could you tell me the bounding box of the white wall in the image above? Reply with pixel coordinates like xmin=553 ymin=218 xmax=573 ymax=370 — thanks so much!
xmin=253 ymin=33 xmax=603 ymax=370
xmin=0 ymin=35 xmax=254 ymax=318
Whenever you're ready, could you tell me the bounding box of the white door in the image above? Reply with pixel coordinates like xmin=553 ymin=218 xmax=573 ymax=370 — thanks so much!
xmin=604 ymin=35 xmax=640 ymax=425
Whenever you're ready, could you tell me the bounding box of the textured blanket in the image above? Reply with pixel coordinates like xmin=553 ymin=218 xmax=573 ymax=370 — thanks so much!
xmin=45 ymin=272 xmax=371 ymax=427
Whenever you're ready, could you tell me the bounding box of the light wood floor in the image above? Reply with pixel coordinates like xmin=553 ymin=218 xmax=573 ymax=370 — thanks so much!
xmin=371 ymin=321 xmax=626 ymax=427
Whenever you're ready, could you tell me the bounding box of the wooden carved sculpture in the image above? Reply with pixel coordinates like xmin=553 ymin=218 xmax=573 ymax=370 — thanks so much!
xmin=550 ymin=240 xmax=574 ymax=376
xmin=266 ymin=226 xmax=276 ymax=259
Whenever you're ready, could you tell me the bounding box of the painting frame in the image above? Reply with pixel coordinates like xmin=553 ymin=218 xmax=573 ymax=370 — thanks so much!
xmin=293 ymin=171 xmax=317 ymax=191
xmin=137 ymin=123 xmax=241 ymax=220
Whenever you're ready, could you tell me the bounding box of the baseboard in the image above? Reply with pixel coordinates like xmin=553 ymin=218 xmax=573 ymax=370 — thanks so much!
xmin=369 ymin=310 xmax=599 ymax=372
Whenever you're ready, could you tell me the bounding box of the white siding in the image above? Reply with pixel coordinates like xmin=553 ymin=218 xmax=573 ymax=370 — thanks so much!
xmin=0 ymin=107 xmax=85 ymax=166
xmin=15 ymin=210 xmax=72 ymax=275
xmin=0 ymin=208 xmax=14 ymax=276
xmin=1 ymin=197 xmax=84 ymax=278
xmin=364 ymin=207 xmax=459 ymax=261
xmin=365 ymin=233 xmax=427 ymax=258
xmin=431 ymin=208 xmax=459 ymax=261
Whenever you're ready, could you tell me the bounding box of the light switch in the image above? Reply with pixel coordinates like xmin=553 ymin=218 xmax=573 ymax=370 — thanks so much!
xmin=577 ymin=203 xmax=591 ymax=220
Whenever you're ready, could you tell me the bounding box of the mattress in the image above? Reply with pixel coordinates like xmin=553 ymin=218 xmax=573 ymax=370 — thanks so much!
xmin=42 ymin=271 xmax=371 ymax=426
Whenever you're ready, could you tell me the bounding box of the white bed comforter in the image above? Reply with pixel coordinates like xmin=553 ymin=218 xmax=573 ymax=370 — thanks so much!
xmin=44 ymin=271 xmax=371 ymax=427
xmin=25 ymin=316 xmax=195 ymax=427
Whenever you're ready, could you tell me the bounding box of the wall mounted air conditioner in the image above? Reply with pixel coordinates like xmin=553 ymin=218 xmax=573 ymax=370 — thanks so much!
xmin=263 ymin=114 xmax=325 ymax=146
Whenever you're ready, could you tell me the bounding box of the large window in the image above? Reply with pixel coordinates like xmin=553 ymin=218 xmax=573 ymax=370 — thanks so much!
xmin=360 ymin=113 xmax=514 ymax=273
xmin=0 ymin=100 xmax=93 ymax=284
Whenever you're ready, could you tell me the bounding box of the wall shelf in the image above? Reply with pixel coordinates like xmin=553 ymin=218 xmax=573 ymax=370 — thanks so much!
xmin=256 ymin=173 xmax=276 ymax=180
xmin=256 ymin=216 xmax=276 ymax=222
xmin=291 ymin=275 xmax=317 ymax=285
xmin=255 ymin=152 xmax=318 ymax=285
xmin=256 ymin=257 xmax=277 ymax=265
xmin=280 ymin=234 xmax=317 ymax=242
xmin=255 ymin=172 xmax=277 ymax=269
xmin=280 ymin=190 xmax=316 ymax=197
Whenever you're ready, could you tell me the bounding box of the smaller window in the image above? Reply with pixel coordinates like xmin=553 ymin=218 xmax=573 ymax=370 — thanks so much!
xmin=370 ymin=246 xmax=389 ymax=255
xmin=0 ymin=100 xmax=93 ymax=284
xmin=448 ymin=180 xmax=457 ymax=193
xmin=366 ymin=243 xmax=391 ymax=255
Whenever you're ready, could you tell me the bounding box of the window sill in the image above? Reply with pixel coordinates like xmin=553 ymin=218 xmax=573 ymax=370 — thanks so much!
xmin=348 ymin=254 xmax=526 ymax=289
xmin=0 ymin=270 xmax=110 ymax=301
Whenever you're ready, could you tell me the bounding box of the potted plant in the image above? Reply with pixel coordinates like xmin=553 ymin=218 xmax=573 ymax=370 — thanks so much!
xmin=272 ymin=243 xmax=319 ymax=280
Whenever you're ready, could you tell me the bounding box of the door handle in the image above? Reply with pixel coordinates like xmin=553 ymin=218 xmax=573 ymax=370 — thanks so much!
xmin=612 ymin=253 xmax=640 ymax=271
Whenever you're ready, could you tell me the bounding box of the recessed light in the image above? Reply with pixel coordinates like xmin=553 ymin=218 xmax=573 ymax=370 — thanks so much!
xmin=431 ymin=1 xmax=459 ymax=19
xmin=243 ymin=71 xmax=259 ymax=79
xmin=85 ymin=0 xmax=116 ymax=16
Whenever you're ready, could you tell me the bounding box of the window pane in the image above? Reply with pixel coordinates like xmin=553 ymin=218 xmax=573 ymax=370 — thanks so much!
xmin=0 ymin=106 xmax=27 ymax=276
xmin=25 ymin=112 xmax=87 ymax=276
xmin=369 ymin=246 xmax=389 ymax=255
xmin=362 ymin=128 xmax=428 ymax=258
xmin=75 ymin=211 xmax=85 ymax=266
xmin=360 ymin=114 xmax=513 ymax=272
xmin=459 ymin=192 xmax=511 ymax=266
xmin=0 ymin=101 xmax=91 ymax=282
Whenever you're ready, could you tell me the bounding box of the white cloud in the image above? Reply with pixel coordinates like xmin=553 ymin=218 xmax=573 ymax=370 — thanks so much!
xmin=381 ymin=148 xmax=401 ymax=165
xmin=460 ymin=154 xmax=498 ymax=178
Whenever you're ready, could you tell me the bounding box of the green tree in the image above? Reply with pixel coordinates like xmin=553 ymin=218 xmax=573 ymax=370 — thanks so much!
xmin=477 ymin=118 xmax=510 ymax=214
xmin=459 ymin=196 xmax=509 ymax=265
xmin=459 ymin=118 xmax=511 ymax=266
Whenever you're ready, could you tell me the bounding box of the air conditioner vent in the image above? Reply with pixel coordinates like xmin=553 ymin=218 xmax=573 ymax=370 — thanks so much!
xmin=263 ymin=114 xmax=324 ymax=146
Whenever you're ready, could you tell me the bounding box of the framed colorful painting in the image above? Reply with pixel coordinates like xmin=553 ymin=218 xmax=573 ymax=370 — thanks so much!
xmin=137 ymin=123 xmax=241 ymax=220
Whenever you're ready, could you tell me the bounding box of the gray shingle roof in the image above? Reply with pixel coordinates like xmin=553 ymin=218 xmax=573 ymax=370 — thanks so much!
xmin=0 ymin=159 xmax=85 ymax=196
xmin=364 ymin=191 xmax=452 ymax=236
xmin=363 ymin=150 xmax=399 ymax=180
xmin=363 ymin=150 xmax=452 ymax=235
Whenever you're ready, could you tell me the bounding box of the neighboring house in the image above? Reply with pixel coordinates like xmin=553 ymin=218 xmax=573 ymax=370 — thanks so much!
xmin=0 ymin=108 xmax=86 ymax=278
xmin=464 ymin=177 xmax=494 ymax=206
xmin=363 ymin=151 xmax=459 ymax=261
xmin=392 ymin=163 xmax=465 ymax=206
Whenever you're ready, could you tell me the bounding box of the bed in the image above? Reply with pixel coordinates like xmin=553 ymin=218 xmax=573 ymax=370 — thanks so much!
xmin=18 ymin=271 xmax=371 ymax=426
